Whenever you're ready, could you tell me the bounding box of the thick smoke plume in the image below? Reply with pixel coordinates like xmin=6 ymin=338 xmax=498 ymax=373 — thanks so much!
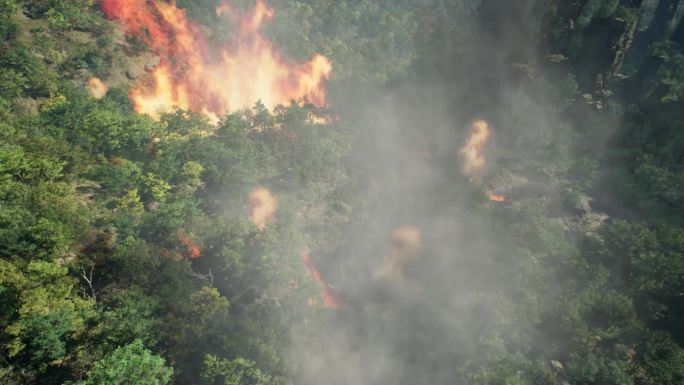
xmin=289 ymin=1 xmax=576 ymax=385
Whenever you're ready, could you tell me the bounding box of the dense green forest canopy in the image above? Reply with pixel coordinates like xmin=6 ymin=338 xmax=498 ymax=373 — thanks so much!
xmin=1 ymin=0 xmax=684 ymax=384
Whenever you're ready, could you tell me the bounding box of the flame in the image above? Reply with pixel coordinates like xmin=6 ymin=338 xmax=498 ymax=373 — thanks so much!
xmin=305 ymin=111 xmax=337 ymax=125
xmin=488 ymin=193 xmax=507 ymax=202
xmin=374 ymin=226 xmax=423 ymax=281
xmin=301 ymin=251 xmax=344 ymax=310
xmin=487 ymin=192 xmax=512 ymax=203
xmin=458 ymin=120 xmax=492 ymax=177
xmin=87 ymin=77 xmax=108 ymax=99
xmin=101 ymin=0 xmax=332 ymax=120
xmin=248 ymin=187 xmax=278 ymax=229
xmin=177 ymin=229 xmax=201 ymax=258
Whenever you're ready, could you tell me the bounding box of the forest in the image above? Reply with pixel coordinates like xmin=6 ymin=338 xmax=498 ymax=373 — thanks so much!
xmin=0 ymin=0 xmax=683 ymax=384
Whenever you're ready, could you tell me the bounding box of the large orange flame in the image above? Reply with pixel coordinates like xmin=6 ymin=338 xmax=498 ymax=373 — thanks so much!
xmin=177 ymin=229 xmax=201 ymax=258
xmin=301 ymin=251 xmax=344 ymax=310
xmin=458 ymin=120 xmax=492 ymax=178
xmin=248 ymin=187 xmax=278 ymax=229
xmin=101 ymin=0 xmax=332 ymax=120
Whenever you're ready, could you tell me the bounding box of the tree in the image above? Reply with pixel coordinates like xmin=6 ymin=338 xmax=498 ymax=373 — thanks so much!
xmin=1 ymin=259 xmax=94 ymax=375
xmin=73 ymin=339 xmax=173 ymax=385
xmin=201 ymin=355 xmax=270 ymax=385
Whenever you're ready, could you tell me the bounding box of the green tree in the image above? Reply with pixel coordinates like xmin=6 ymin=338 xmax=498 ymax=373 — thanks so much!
xmin=201 ymin=355 xmax=270 ymax=385
xmin=74 ymin=339 xmax=173 ymax=385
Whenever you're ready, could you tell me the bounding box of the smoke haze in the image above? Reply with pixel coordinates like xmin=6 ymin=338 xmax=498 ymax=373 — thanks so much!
xmin=284 ymin=2 xmax=587 ymax=384
xmin=3 ymin=0 xmax=683 ymax=384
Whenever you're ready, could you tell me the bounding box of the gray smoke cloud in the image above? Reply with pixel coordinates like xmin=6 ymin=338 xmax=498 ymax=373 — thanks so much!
xmin=281 ymin=1 xmax=590 ymax=384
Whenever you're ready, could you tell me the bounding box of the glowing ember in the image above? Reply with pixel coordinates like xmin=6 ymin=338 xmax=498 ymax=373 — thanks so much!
xmin=488 ymin=193 xmax=508 ymax=202
xmin=177 ymin=229 xmax=201 ymax=259
xmin=301 ymin=251 xmax=344 ymax=310
xmin=459 ymin=120 xmax=492 ymax=178
xmin=101 ymin=0 xmax=332 ymax=120
xmin=248 ymin=187 xmax=278 ymax=229
xmin=87 ymin=77 xmax=108 ymax=99
xmin=374 ymin=226 xmax=423 ymax=281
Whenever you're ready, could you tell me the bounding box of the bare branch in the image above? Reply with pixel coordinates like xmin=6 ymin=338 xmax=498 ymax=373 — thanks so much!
xmin=80 ymin=265 xmax=96 ymax=301
xmin=190 ymin=268 xmax=214 ymax=285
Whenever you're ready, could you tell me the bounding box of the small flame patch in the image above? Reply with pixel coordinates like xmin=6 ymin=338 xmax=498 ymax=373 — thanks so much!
xmin=301 ymin=251 xmax=344 ymax=310
xmin=177 ymin=229 xmax=201 ymax=259
xmin=87 ymin=77 xmax=108 ymax=99
xmin=374 ymin=226 xmax=423 ymax=281
xmin=459 ymin=120 xmax=492 ymax=178
xmin=248 ymin=187 xmax=278 ymax=229
xmin=488 ymin=193 xmax=507 ymax=202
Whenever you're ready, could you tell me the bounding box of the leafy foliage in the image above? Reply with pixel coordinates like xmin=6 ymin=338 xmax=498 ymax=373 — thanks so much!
xmin=1 ymin=1 xmax=684 ymax=385
xmin=73 ymin=339 xmax=173 ymax=385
